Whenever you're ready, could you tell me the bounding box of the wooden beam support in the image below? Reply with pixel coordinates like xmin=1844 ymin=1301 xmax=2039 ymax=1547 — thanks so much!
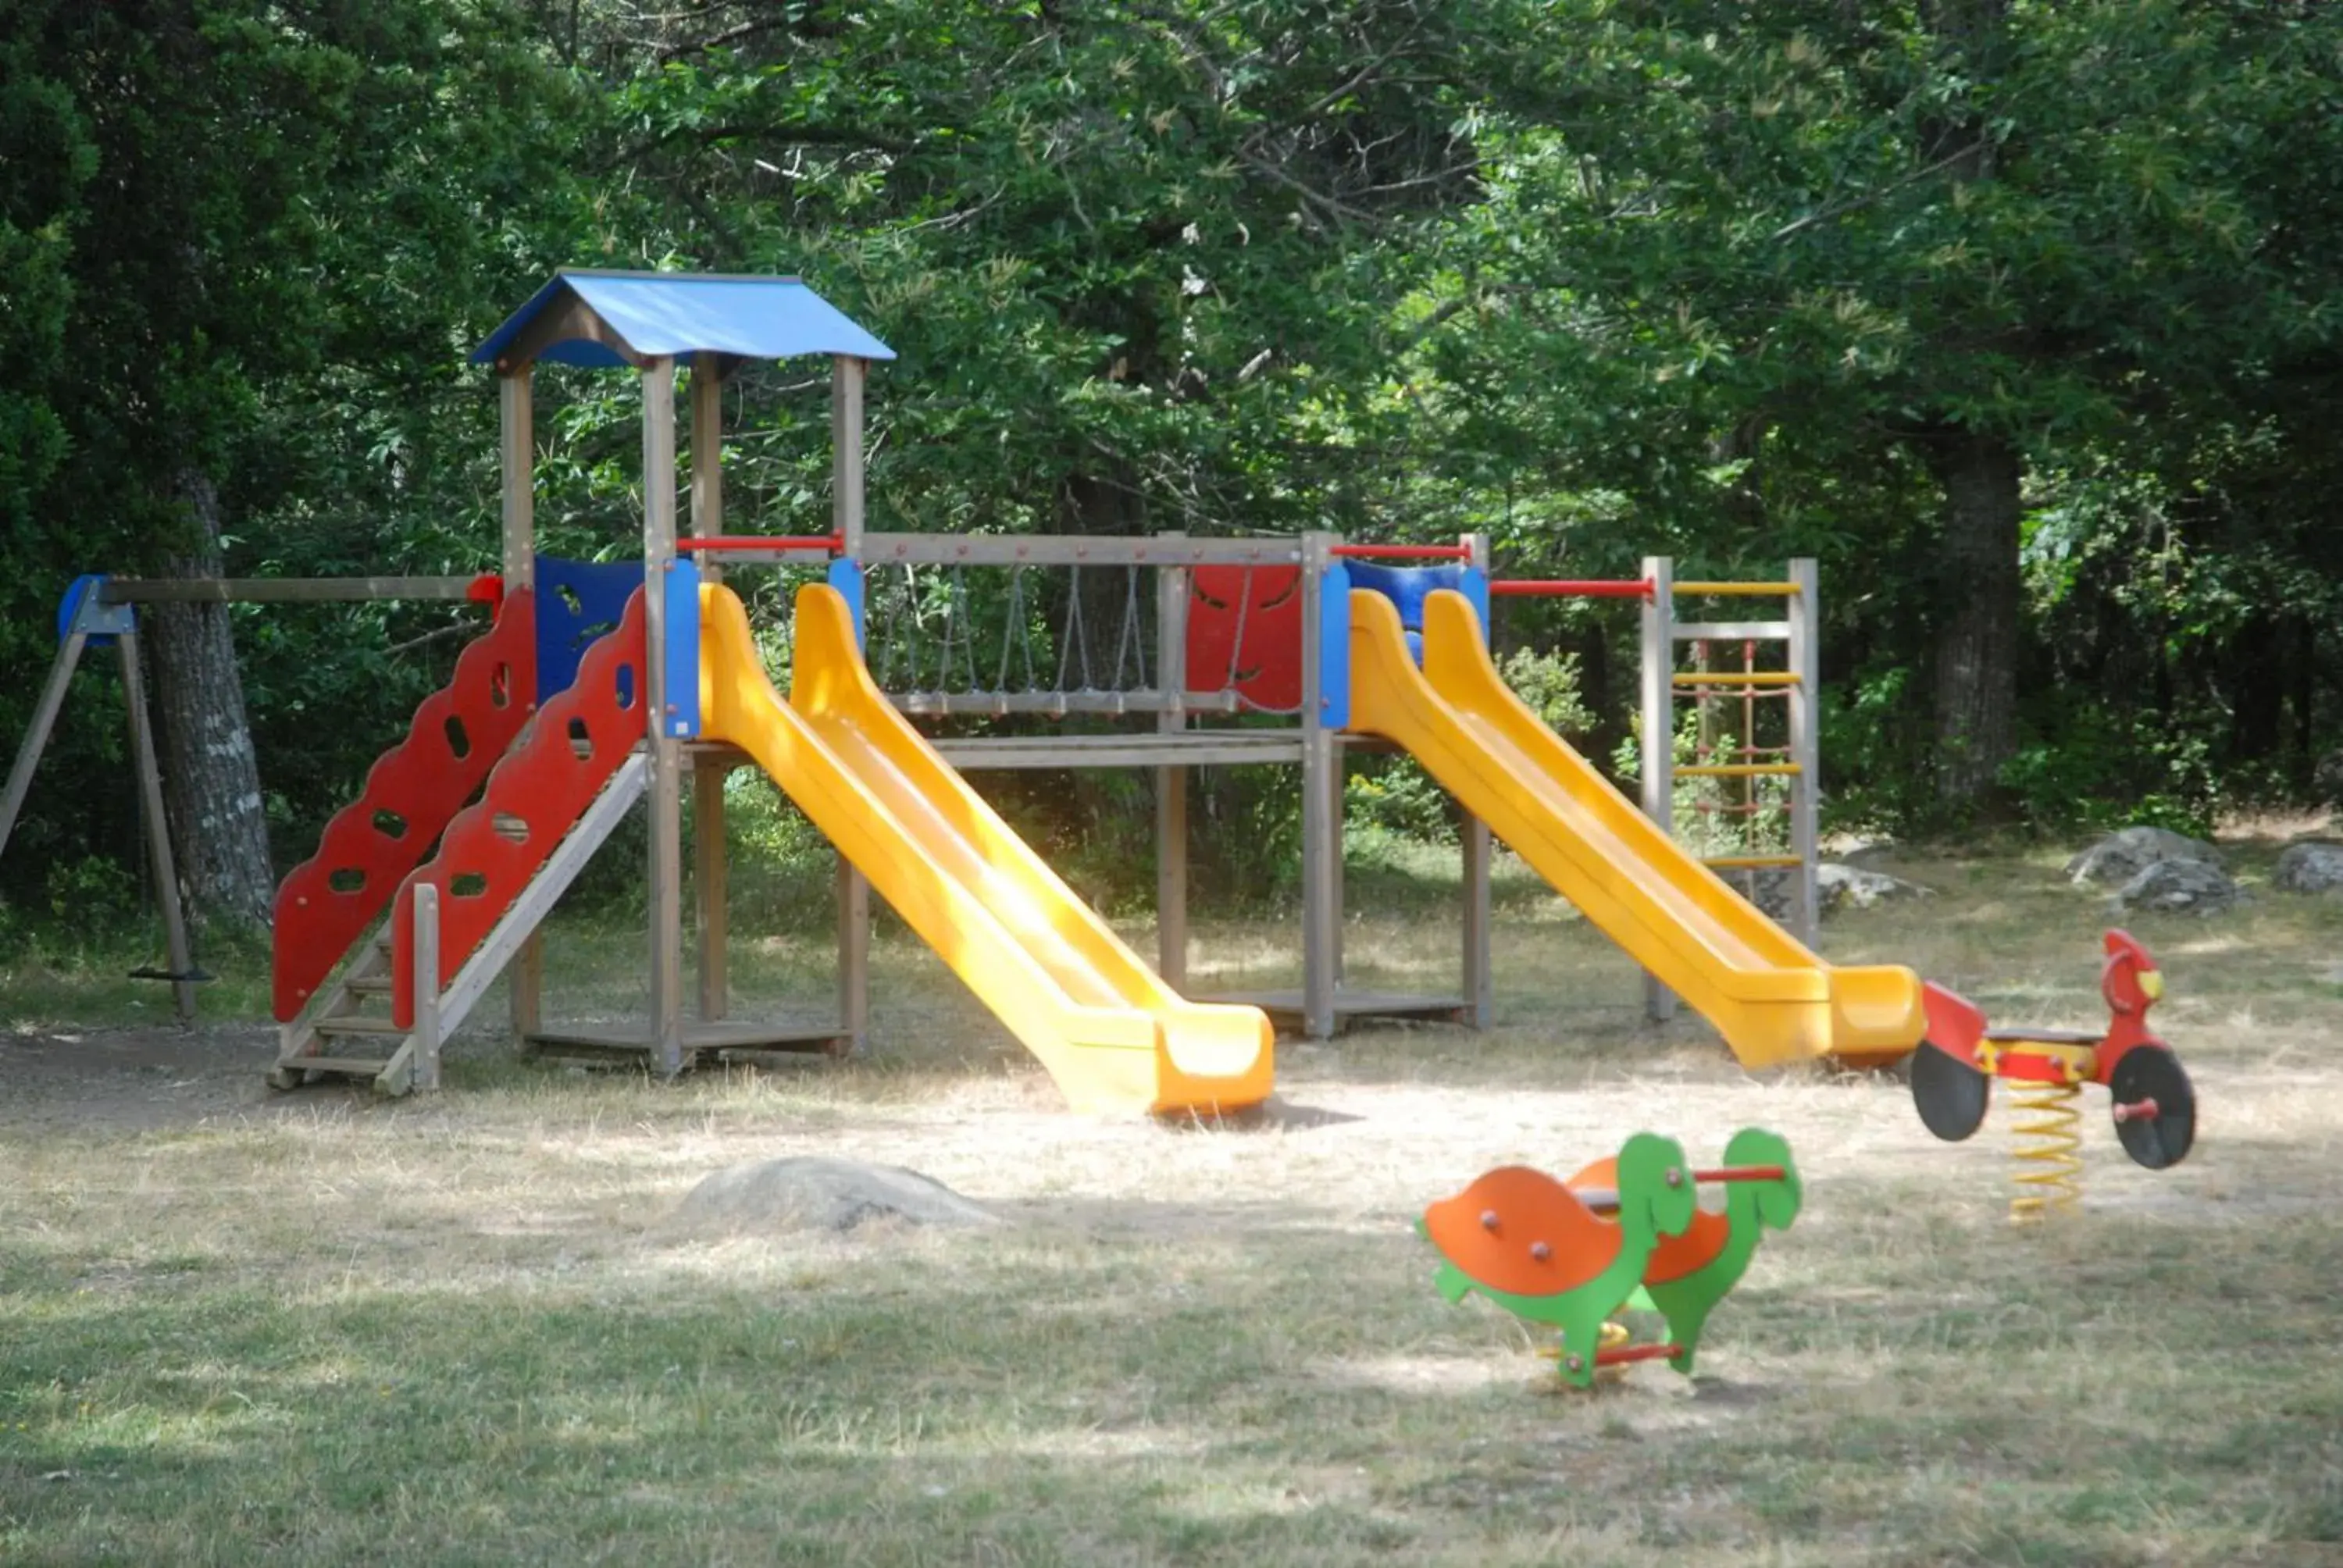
xmin=642 ymin=356 xmax=685 ymax=1078
xmin=836 ymin=860 xmax=869 ymax=1056
xmin=116 ymin=630 xmax=199 ymax=1027
xmin=1299 ymin=532 xmax=1339 ymax=1040
xmin=1155 ymin=533 xmax=1189 ymax=989
xmin=831 ymin=355 xmax=866 ymax=556
xmin=0 ymin=631 xmax=88 ymax=863
xmin=501 ymin=364 xmax=541 ymax=1041
xmin=99 ymin=577 xmax=479 ymax=604
xmin=690 ymin=354 xmax=729 ymax=1022
xmin=412 ymin=883 xmax=443 ymax=1092
xmin=1639 ymin=554 xmax=1679 ymax=1024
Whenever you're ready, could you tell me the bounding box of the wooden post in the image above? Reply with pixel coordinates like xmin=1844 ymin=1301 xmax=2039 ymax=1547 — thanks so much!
xmin=116 ymin=631 xmax=198 ymax=1028
xmin=836 ymin=859 xmax=868 ymax=1055
xmin=0 ymin=631 xmax=89 ymax=864
xmin=1299 ymin=532 xmax=1339 ymax=1039
xmin=1155 ymin=533 xmax=1189 ymax=989
xmin=1640 ymin=555 xmax=1678 ymax=1023
xmin=1460 ymin=531 xmax=1494 ymax=1028
xmin=690 ymin=355 xmax=730 ymax=1023
xmin=500 ymin=366 xmax=543 ymax=1042
xmin=412 ymin=882 xmax=442 ymax=1092
xmin=642 ymin=356 xmax=685 ymax=1078
xmin=1787 ymin=558 xmax=1821 ymax=946
xmin=831 ymin=351 xmax=870 ymax=1053
xmin=831 ymin=355 xmax=866 ymax=555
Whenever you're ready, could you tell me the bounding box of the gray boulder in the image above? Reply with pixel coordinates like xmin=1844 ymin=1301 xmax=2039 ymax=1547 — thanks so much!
xmin=1818 ymin=861 xmax=1935 ymax=911
xmin=2066 ymin=826 xmax=2223 ymax=888
xmin=2274 ymin=842 xmax=2343 ymax=895
xmin=2313 ymin=750 xmax=2343 ymax=807
xmin=670 ymin=1156 xmax=1000 ymax=1237
xmin=1729 ymin=861 xmax=1932 ymax=920
xmin=2110 ymin=857 xmax=2243 ymax=917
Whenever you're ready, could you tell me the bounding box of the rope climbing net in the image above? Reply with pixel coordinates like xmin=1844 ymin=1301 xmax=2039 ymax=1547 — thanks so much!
xmin=856 ymin=553 xmax=1306 ymax=718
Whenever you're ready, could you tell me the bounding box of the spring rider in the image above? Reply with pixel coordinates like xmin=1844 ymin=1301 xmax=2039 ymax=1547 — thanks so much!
xmin=1418 ymin=1128 xmax=1801 ymax=1388
xmin=1910 ymin=929 xmax=2197 ymax=1220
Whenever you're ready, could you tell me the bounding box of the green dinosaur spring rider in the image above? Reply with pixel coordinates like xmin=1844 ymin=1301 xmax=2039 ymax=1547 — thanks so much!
xmin=1418 ymin=1128 xmax=1801 ymax=1388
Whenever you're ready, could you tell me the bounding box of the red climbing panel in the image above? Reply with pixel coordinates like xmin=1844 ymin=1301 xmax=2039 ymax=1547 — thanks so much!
xmin=1186 ymin=565 xmax=1303 ymax=712
xmin=271 ymin=591 xmax=537 ymax=1021
xmin=390 ymin=590 xmax=647 ymax=1028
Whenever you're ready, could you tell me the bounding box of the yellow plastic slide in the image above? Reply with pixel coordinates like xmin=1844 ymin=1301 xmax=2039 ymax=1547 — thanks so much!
xmin=696 ymin=582 xmax=1275 ymax=1117
xmin=1346 ymin=589 xmax=1926 ymax=1066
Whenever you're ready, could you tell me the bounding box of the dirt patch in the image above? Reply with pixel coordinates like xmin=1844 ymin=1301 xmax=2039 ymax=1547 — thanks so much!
xmin=666 ymin=1155 xmax=1004 ymax=1237
xmin=0 ymin=1024 xmax=277 ymax=1131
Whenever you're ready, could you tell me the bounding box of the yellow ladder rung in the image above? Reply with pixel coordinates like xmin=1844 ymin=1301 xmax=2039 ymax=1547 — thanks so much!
xmin=1703 ymin=854 xmax=1803 ymax=869
xmin=1677 ymin=763 xmax=1803 ymax=778
xmin=1672 ymin=581 xmax=1799 ymax=597
xmin=1672 ymin=671 xmax=1800 ymax=686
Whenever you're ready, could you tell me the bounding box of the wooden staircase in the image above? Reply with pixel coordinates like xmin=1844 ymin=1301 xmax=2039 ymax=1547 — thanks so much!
xmin=269 ymin=755 xmax=649 ymax=1093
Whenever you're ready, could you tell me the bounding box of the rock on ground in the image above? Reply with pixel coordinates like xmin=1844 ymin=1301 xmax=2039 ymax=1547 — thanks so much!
xmin=1726 ymin=861 xmax=1931 ymax=920
xmin=1818 ymin=861 xmax=1935 ymax=911
xmin=670 ymin=1156 xmax=1000 ymax=1237
xmin=2314 ymin=750 xmax=2343 ymax=807
xmin=2066 ymin=825 xmax=2223 ymax=888
xmin=2111 ymin=857 xmax=2243 ymax=918
xmin=2273 ymin=842 xmax=2343 ymax=895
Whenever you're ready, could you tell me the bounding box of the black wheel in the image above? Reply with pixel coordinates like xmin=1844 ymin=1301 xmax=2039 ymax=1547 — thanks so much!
xmin=1910 ymin=1039 xmax=1992 ymax=1142
xmin=2109 ymin=1047 xmax=2195 ymax=1170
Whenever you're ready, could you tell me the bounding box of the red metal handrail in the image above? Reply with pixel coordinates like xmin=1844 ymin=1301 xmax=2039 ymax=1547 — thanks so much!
xmin=1329 ymin=543 xmax=1474 ymax=561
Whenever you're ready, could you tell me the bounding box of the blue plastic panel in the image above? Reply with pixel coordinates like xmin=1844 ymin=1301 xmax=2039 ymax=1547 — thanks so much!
xmin=56 ymin=575 xmax=133 ymax=647
xmin=826 ymin=558 xmax=866 ymax=650
xmin=1343 ymin=561 xmax=1489 ymax=665
xmin=1318 ymin=562 xmax=1351 ymax=731
xmin=662 ymin=558 xmax=701 ymax=739
xmin=535 ymin=555 xmax=642 ymax=700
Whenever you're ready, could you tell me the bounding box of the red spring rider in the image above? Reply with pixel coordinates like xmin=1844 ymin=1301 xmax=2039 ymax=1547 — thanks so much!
xmin=1911 ymin=930 xmax=2196 ymax=1219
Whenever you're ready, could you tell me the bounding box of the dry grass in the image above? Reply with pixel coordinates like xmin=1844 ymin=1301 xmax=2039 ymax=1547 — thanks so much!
xmin=5 ymin=843 xmax=2343 ymax=1565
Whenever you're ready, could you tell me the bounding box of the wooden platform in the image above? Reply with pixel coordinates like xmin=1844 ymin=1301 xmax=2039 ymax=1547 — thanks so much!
xmin=1201 ymin=988 xmax=1473 ymax=1036
xmin=524 ymin=1020 xmax=851 ymax=1065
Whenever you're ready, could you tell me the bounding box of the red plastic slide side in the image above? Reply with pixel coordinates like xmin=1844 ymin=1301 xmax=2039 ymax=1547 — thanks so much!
xmin=271 ymin=590 xmax=537 ymax=1021
xmin=1186 ymin=565 xmax=1303 ymax=712
xmin=390 ymin=590 xmax=647 ymax=1028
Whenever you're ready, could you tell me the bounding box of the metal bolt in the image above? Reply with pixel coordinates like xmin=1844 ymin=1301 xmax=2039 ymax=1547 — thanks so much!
xmin=1529 ymin=1242 xmax=1552 ymax=1262
xmin=1666 ymin=1167 xmax=1685 ymax=1187
xmin=1479 ymin=1210 xmax=1499 ymax=1231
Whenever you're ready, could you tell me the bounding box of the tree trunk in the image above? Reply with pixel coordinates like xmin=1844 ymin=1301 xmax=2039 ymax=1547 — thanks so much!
xmin=144 ymin=469 xmax=275 ymax=928
xmin=1922 ymin=429 xmax=2024 ymax=805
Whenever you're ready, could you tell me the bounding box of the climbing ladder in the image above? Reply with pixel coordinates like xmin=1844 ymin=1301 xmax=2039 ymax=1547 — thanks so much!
xmin=269 ymin=759 xmax=647 ymax=1091
xmin=270 ymin=591 xmax=651 ymax=1092
xmin=1638 ymin=558 xmax=1820 ymax=1021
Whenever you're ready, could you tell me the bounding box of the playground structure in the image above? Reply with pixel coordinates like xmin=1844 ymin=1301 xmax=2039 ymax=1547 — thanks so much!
xmin=1911 ymin=930 xmax=2197 ymax=1220
xmin=2 ymin=268 xmax=1938 ymax=1114
xmin=1419 ymin=1128 xmax=1802 ymax=1388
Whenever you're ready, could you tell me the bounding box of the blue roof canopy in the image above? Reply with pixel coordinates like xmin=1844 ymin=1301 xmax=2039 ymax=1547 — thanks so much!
xmin=473 ymin=269 xmax=895 ymax=370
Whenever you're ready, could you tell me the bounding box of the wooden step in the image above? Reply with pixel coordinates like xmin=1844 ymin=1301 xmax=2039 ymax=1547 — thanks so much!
xmin=276 ymin=1055 xmax=400 ymax=1075
xmin=346 ymin=975 xmax=394 ymax=995
xmin=314 ymin=1016 xmax=405 ymax=1036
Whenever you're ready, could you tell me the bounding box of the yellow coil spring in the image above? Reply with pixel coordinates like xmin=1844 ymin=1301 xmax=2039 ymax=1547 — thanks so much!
xmin=2010 ymin=1078 xmax=2084 ymax=1221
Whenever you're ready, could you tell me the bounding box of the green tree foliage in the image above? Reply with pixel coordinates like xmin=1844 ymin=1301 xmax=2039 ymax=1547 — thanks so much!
xmin=1397 ymin=0 xmax=2343 ymax=812
xmin=5 ymin=0 xmax=2343 ymax=932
